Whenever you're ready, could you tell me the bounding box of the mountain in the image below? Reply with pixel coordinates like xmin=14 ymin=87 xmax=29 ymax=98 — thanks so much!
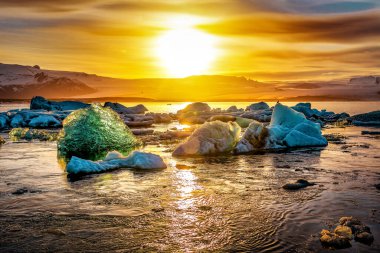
xmin=0 ymin=63 xmax=379 ymax=101
xmin=0 ymin=63 xmax=96 ymax=98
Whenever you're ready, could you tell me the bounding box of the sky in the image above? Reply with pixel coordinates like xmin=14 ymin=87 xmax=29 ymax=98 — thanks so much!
xmin=0 ymin=0 xmax=379 ymax=81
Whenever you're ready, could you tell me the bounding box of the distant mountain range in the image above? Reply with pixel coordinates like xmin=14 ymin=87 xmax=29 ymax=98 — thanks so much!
xmin=0 ymin=64 xmax=97 ymax=99
xmin=0 ymin=63 xmax=379 ymax=101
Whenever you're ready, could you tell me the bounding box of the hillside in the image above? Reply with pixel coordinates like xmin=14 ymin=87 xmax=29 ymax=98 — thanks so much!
xmin=0 ymin=63 xmax=379 ymax=101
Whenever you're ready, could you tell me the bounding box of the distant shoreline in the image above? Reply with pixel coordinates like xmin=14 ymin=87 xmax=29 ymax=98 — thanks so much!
xmin=1 ymin=96 xmax=379 ymax=103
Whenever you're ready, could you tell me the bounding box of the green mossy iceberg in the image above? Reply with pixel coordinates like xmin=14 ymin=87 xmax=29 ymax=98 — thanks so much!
xmin=57 ymin=104 xmax=140 ymax=159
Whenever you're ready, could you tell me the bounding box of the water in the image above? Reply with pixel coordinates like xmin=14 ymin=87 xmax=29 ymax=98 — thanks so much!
xmin=0 ymin=102 xmax=380 ymax=252
xmin=1 ymin=101 xmax=380 ymax=115
xmin=120 ymin=101 xmax=380 ymax=115
xmin=0 ymin=125 xmax=379 ymax=252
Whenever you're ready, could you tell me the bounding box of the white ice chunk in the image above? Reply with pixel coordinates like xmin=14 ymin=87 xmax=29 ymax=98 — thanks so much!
xmin=66 ymin=151 xmax=167 ymax=174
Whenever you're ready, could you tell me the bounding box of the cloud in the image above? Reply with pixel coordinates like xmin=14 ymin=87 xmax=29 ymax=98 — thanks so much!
xmin=251 ymin=46 xmax=380 ymax=67
xmin=1 ymin=0 xmax=379 ymax=15
xmin=199 ymin=10 xmax=380 ymax=43
xmin=232 ymin=69 xmax=353 ymax=81
xmin=95 ymin=0 xmax=266 ymax=16
xmin=308 ymin=1 xmax=378 ymax=13
xmin=0 ymin=0 xmax=95 ymax=12
xmin=0 ymin=16 xmax=164 ymax=37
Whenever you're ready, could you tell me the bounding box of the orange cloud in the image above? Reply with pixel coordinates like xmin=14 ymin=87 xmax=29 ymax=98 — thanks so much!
xmin=199 ymin=10 xmax=380 ymax=43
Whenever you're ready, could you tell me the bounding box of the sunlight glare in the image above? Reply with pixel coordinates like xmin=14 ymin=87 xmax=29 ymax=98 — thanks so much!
xmin=156 ymin=26 xmax=217 ymax=77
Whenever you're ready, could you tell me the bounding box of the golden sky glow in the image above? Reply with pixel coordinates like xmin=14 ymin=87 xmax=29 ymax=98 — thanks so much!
xmin=0 ymin=0 xmax=379 ymax=81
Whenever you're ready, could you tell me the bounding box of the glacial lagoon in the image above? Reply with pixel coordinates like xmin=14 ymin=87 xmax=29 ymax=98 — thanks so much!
xmin=0 ymin=102 xmax=379 ymax=252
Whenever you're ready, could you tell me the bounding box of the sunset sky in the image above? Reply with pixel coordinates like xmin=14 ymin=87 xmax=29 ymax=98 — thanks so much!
xmin=0 ymin=0 xmax=379 ymax=81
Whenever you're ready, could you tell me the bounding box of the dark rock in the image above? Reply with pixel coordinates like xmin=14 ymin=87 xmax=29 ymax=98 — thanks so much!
xmin=320 ymin=229 xmax=351 ymax=249
xmin=131 ymin=129 xmax=154 ymax=135
xmin=282 ymin=179 xmax=315 ymax=190
xmin=323 ymin=133 xmax=347 ymax=142
xmin=350 ymin=110 xmax=380 ymax=122
xmin=351 ymin=224 xmax=371 ymax=234
xmin=12 ymin=187 xmax=31 ymax=195
xmin=198 ymin=206 xmax=212 ymax=211
xmin=337 ymin=216 xmax=374 ymax=245
xmin=355 ymin=232 xmax=374 ymax=245
xmin=349 ymin=110 xmax=380 ymax=126
xmin=375 ymin=183 xmax=380 ymax=190
xmin=362 ymin=130 xmax=380 ymax=135
xmin=151 ymin=208 xmax=165 ymax=213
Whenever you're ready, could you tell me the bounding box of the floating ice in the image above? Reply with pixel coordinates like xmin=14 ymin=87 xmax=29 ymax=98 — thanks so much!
xmin=246 ymin=101 xmax=269 ymax=111
xmin=57 ymin=104 xmax=140 ymax=159
xmin=173 ymin=121 xmax=241 ymax=156
xmin=28 ymin=115 xmax=61 ymax=128
xmin=235 ymin=103 xmax=327 ymax=153
xmin=66 ymin=151 xmax=167 ymax=174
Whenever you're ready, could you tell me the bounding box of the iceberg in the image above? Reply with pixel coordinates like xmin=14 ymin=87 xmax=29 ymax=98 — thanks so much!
xmin=173 ymin=121 xmax=241 ymax=156
xmin=57 ymin=104 xmax=140 ymax=159
xmin=0 ymin=114 xmax=9 ymax=129
xmin=66 ymin=151 xmax=167 ymax=174
xmin=235 ymin=103 xmax=327 ymax=153
xmin=30 ymin=96 xmax=90 ymax=111
xmin=246 ymin=102 xmax=270 ymax=111
xmin=179 ymin=102 xmax=211 ymax=113
xmin=10 ymin=114 xmax=25 ymax=128
xmin=28 ymin=115 xmax=62 ymax=128
xmin=104 ymin=102 xmax=148 ymax=114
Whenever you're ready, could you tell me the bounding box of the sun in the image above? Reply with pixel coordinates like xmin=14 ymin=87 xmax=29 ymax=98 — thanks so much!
xmin=156 ymin=27 xmax=217 ymax=77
